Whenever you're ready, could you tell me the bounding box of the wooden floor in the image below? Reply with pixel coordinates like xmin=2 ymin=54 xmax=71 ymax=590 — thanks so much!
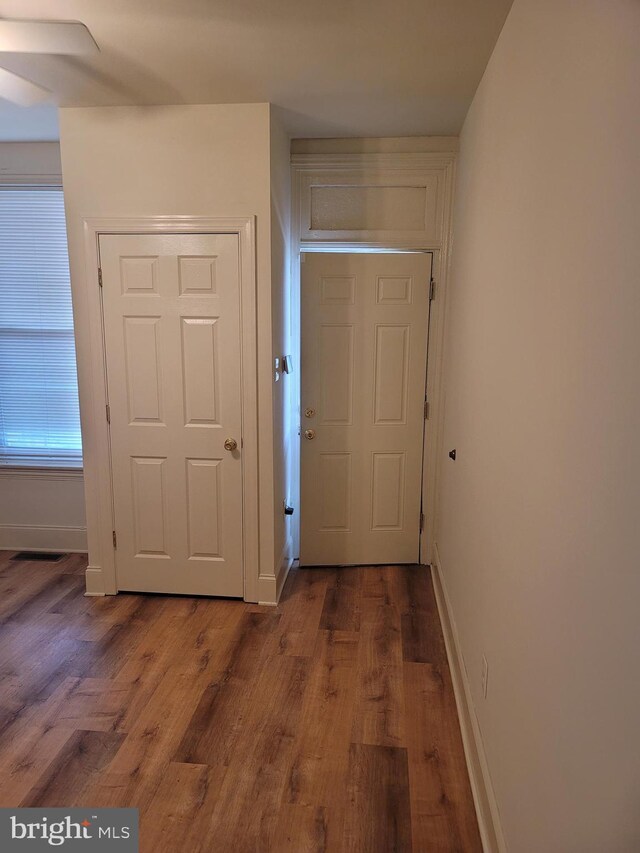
xmin=0 ymin=551 xmax=481 ymax=852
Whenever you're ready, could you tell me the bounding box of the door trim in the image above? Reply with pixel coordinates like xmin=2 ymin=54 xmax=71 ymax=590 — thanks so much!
xmin=79 ymin=216 xmax=259 ymax=600
xmin=291 ymin=152 xmax=456 ymax=566
xmin=291 ymin=151 xmax=456 ymax=565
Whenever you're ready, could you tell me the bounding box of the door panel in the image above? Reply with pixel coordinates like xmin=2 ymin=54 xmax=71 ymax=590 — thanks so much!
xmin=100 ymin=233 xmax=243 ymax=596
xmin=319 ymin=324 xmax=354 ymax=424
xmin=301 ymin=252 xmax=431 ymax=566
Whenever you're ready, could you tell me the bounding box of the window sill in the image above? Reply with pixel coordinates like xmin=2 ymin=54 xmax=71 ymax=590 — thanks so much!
xmin=0 ymin=455 xmax=82 ymax=469
xmin=0 ymin=464 xmax=84 ymax=480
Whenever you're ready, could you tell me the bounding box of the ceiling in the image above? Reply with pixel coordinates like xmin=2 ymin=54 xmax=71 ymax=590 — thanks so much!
xmin=0 ymin=0 xmax=513 ymax=141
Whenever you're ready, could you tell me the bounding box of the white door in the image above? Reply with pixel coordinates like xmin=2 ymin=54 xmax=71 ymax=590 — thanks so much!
xmin=99 ymin=233 xmax=244 ymax=597
xmin=300 ymin=252 xmax=432 ymax=566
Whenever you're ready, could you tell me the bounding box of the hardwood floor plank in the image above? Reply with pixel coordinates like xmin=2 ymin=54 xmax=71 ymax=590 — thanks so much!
xmin=343 ymin=743 xmax=413 ymax=853
xmin=114 ymin=598 xmax=249 ymax=735
xmin=360 ymin=565 xmax=396 ymax=603
xmin=0 ymin=677 xmax=123 ymax=804
xmin=2 ymin=573 xmax=83 ymax=625
xmin=0 ymin=726 xmax=78 ymax=806
xmin=271 ymin=567 xmax=331 ymax=657
xmin=278 ymin=629 xmax=359 ymax=851
xmin=0 ymin=631 xmax=98 ymax=747
xmin=0 ymin=567 xmax=72 ymax=624
xmin=400 ymin=568 xmax=447 ymax=665
xmin=22 ymin=730 xmax=125 ymax=807
xmin=44 ymin=677 xmax=134 ymax=733
xmin=83 ymin=606 xmax=256 ymax=812
xmin=0 ymin=674 xmax=93 ymax=803
xmin=49 ymin=584 xmax=139 ymax=620
xmin=351 ymin=598 xmax=405 ymax=748
xmin=86 ymin=596 xmax=171 ymax=679
xmin=81 ymin=668 xmax=209 ymax=811
xmin=269 ymin=804 xmax=331 ymax=853
xmin=319 ymin=567 xmax=362 ymax=632
xmin=404 ymin=662 xmax=483 ymax=852
xmin=58 ymin=554 xmax=90 ymax=576
xmin=199 ymin=653 xmax=310 ymax=850
xmin=140 ymin=762 xmax=212 ymax=853
xmin=173 ymin=610 xmax=281 ymax=765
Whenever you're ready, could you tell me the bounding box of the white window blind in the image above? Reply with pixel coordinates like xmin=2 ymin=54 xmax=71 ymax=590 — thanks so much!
xmin=0 ymin=186 xmax=82 ymax=467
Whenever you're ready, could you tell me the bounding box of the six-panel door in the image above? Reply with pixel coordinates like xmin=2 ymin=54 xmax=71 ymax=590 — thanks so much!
xmin=99 ymin=233 xmax=243 ymax=596
xmin=300 ymin=252 xmax=431 ymax=566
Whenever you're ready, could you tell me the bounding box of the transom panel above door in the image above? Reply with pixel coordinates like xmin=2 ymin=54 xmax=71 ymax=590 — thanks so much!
xmin=300 ymin=251 xmax=432 ymax=566
xmin=99 ymin=233 xmax=243 ymax=597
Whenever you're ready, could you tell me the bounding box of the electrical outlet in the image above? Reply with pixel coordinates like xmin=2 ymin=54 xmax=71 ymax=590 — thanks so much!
xmin=481 ymin=655 xmax=489 ymax=699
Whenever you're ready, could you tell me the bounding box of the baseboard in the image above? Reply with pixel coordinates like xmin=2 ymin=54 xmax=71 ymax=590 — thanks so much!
xmin=0 ymin=523 xmax=87 ymax=553
xmin=275 ymin=541 xmax=294 ymax=601
xmin=85 ymin=566 xmax=107 ymax=596
xmin=256 ymin=537 xmax=293 ymax=606
xmin=431 ymin=543 xmax=507 ymax=853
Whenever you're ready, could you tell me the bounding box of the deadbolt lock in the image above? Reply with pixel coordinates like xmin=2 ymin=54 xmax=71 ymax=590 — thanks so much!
xmin=304 ymin=407 xmax=316 ymax=418
xmin=304 ymin=429 xmax=316 ymax=440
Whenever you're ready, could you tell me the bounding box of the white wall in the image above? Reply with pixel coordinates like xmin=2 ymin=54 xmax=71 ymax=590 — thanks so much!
xmin=269 ymin=111 xmax=295 ymax=578
xmin=59 ymin=104 xmax=285 ymax=599
xmin=0 ymin=469 xmax=86 ymax=552
xmin=0 ymin=142 xmax=62 ymax=180
xmin=0 ymin=142 xmax=87 ymax=553
xmin=437 ymin=1 xmax=640 ymax=850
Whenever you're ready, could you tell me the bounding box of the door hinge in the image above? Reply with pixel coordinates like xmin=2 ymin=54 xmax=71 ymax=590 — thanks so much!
xmin=105 ymin=403 xmax=111 ymax=423
xmin=98 ymin=267 xmax=103 ymax=287
xmin=420 ymin=512 xmax=425 ymax=532
xmin=112 ymin=530 xmax=117 ymax=549
xmin=424 ymin=399 xmax=430 ymax=420
xmin=429 ymin=278 xmax=436 ymax=301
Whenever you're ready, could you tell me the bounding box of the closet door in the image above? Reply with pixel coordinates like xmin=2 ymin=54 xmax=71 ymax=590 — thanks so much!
xmin=100 ymin=232 xmax=243 ymax=596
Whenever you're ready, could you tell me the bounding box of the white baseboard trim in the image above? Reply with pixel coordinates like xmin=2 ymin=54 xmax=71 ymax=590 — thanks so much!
xmin=431 ymin=543 xmax=507 ymax=853
xmin=275 ymin=544 xmax=293 ymax=602
xmin=85 ymin=566 xmax=107 ymax=596
xmin=0 ymin=523 xmax=88 ymax=553
xmin=257 ymin=537 xmax=293 ymax=606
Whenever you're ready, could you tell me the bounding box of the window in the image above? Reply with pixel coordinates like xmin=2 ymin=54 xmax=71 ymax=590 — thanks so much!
xmin=0 ymin=186 xmax=82 ymax=467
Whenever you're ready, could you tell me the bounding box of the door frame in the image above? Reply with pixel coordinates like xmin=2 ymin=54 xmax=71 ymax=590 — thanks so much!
xmin=78 ymin=216 xmax=259 ymax=600
xmin=291 ymin=150 xmax=457 ymax=566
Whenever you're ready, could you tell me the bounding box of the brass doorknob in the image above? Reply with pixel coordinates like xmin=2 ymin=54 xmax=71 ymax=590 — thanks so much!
xmin=224 ymin=437 xmax=238 ymax=451
xmin=304 ymin=429 xmax=316 ymax=440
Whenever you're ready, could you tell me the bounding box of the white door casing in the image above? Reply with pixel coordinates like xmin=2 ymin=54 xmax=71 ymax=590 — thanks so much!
xmin=99 ymin=232 xmax=244 ymax=596
xmin=300 ymin=252 xmax=432 ymax=566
